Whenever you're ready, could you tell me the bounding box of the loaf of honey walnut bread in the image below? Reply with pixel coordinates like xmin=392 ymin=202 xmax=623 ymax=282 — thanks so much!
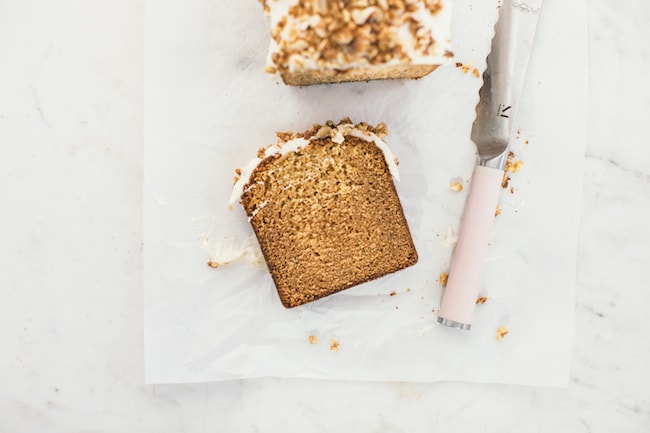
xmin=231 ymin=119 xmax=418 ymax=307
xmin=260 ymin=0 xmax=454 ymax=86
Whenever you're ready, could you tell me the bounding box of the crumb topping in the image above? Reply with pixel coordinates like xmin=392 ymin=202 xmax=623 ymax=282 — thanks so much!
xmin=272 ymin=118 xmax=390 ymax=146
xmin=266 ymin=0 xmax=447 ymax=74
xmin=230 ymin=118 xmax=400 ymax=205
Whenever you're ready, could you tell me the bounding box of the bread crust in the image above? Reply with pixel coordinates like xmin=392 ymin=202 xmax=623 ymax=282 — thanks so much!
xmin=281 ymin=64 xmax=438 ymax=86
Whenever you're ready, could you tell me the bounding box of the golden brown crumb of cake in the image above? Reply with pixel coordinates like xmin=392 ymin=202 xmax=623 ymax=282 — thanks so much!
xmin=496 ymin=326 xmax=509 ymax=341
xmin=439 ymin=272 xmax=449 ymax=287
xmin=329 ymin=338 xmax=340 ymax=352
xmin=308 ymin=335 xmax=318 ymax=344
xmin=476 ymin=296 xmax=488 ymax=304
xmin=472 ymin=67 xmax=480 ymax=78
xmin=495 ymin=205 xmax=501 ymax=217
xmin=240 ymin=119 xmax=418 ymax=308
xmin=449 ymin=181 xmax=463 ymax=192
xmin=390 ymin=291 xmax=397 ymax=296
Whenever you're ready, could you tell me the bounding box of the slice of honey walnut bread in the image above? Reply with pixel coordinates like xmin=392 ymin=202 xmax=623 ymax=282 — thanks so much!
xmin=231 ymin=119 xmax=418 ymax=307
xmin=260 ymin=0 xmax=453 ymax=85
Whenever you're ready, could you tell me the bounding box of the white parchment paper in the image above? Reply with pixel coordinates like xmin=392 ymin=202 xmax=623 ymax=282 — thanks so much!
xmin=144 ymin=0 xmax=588 ymax=385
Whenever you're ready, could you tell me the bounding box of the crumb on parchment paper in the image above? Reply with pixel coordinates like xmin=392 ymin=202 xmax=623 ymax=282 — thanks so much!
xmin=207 ymin=259 xmax=228 ymax=268
xmin=501 ymin=151 xmax=524 ymax=190
xmin=455 ymin=62 xmax=480 ymax=78
xmin=496 ymin=326 xmax=509 ymax=341
xmin=505 ymin=151 xmax=524 ymax=174
xmin=501 ymin=173 xmax=511 ymax=188
xmin=449 ymin=181 xmax=463 ymax=192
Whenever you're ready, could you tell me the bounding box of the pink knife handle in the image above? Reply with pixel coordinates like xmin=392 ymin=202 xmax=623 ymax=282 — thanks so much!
xmin=438 ymin=165 xmax=504 ymax=329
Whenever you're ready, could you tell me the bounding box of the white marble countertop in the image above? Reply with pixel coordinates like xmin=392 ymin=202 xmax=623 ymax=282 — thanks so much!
xmin=1 ymin=0 xmax=649 ymax=431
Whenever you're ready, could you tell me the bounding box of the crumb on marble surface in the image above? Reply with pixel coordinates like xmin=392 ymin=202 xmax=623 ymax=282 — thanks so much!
xmin=308 ymin=335 xmax=318 ymax=344
xmin=329 ymin=338 xmax=339 ymax=352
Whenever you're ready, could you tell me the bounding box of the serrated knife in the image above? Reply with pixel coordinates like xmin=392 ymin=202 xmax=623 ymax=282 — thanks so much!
xmin=438 ymin=0 xmax=544 ymax=330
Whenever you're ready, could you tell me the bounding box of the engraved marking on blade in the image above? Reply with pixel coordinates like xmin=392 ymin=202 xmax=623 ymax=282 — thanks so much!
xmin=498 ymin=104 xmax=512 ymax=118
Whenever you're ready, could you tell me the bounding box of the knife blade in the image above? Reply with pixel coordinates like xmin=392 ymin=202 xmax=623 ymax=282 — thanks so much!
xmin=438 ymin=0 xmax=544 ymax=330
